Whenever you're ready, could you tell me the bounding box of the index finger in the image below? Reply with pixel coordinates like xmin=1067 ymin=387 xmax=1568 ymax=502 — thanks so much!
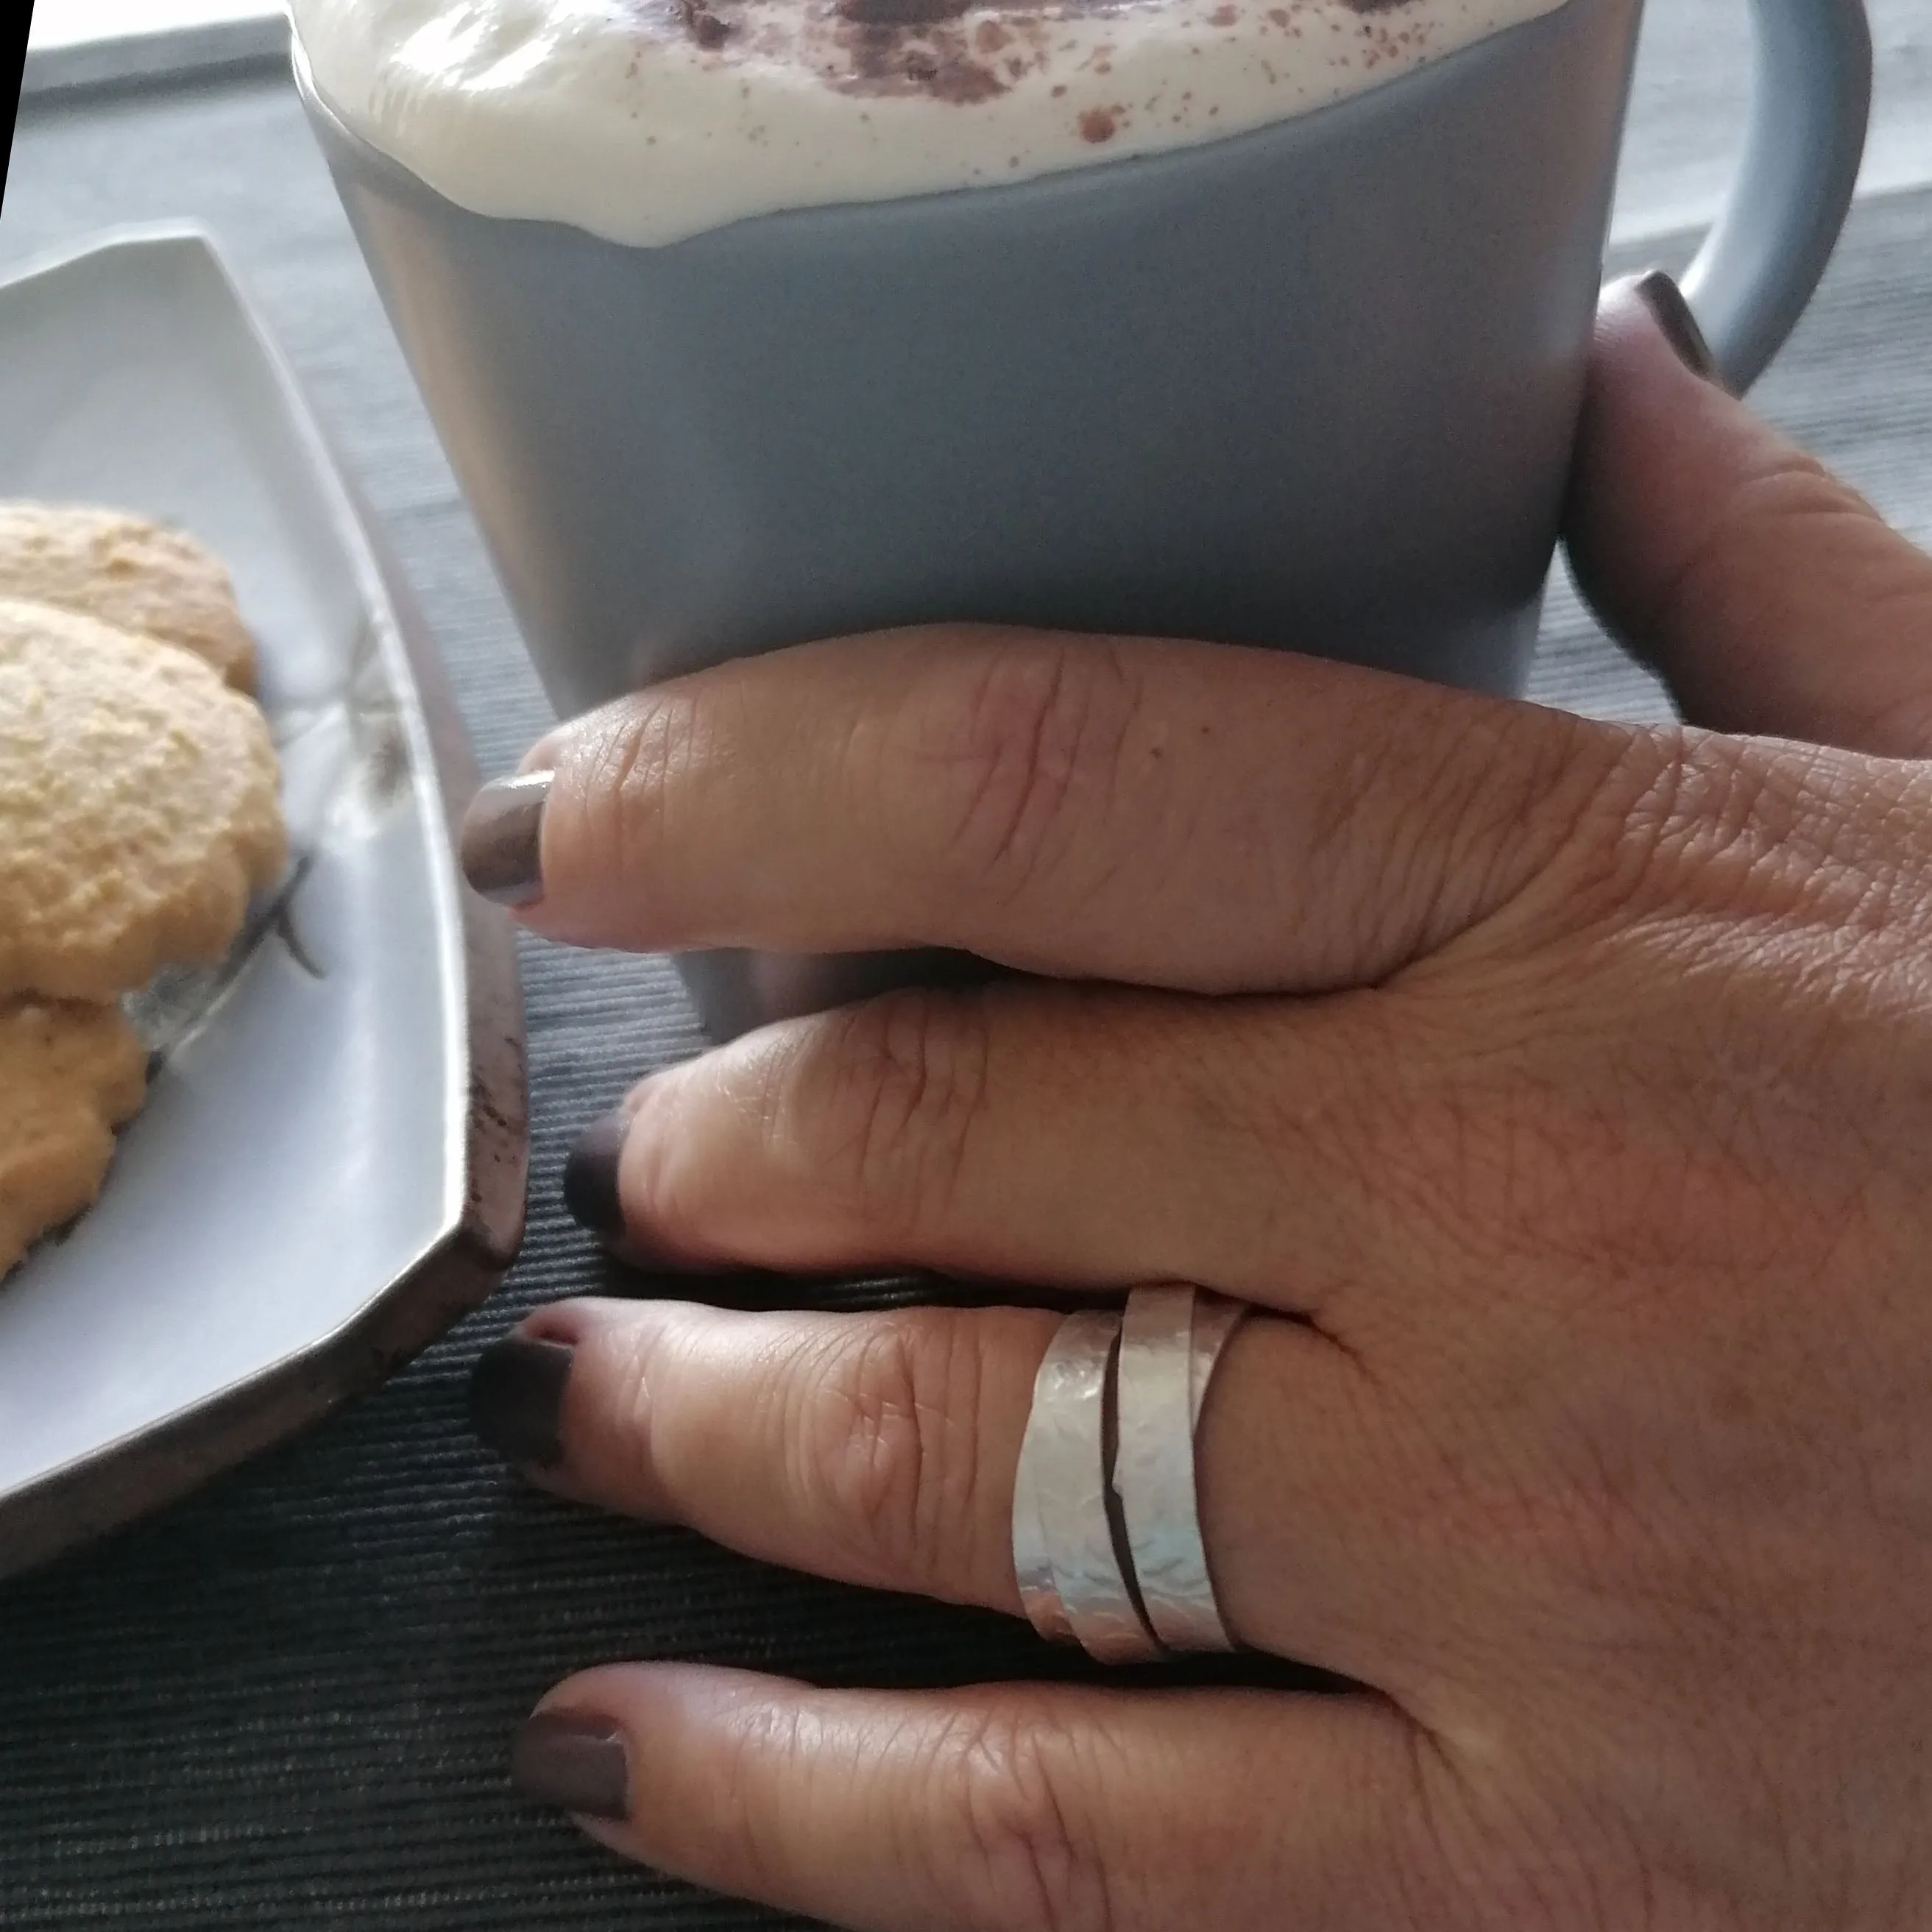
xmin=486 ymin=626 xmax=1641 ymax=995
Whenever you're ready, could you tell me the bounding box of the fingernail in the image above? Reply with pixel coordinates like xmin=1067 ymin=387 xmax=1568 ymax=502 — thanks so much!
xmin=511 ymin=1710 xmax=631 ymax=1822
xmin=1632 ymin=269 xmax=1720 ymax=386
xmin=468 ymin=1334 xmax=573 ymax=1468
xmin=564 ymin=1110 xmax=629 ymax=1240
xmin=460 ymin=771 xmax=552 ymax=907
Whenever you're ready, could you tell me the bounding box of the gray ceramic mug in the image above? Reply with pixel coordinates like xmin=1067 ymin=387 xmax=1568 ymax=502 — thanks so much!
xmin=297 ymin=0 xmax=1870 ymax=1038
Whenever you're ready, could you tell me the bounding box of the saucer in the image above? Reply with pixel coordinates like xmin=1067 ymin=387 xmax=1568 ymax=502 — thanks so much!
xmin=0 ymin=225 xmax=526 ymax=1579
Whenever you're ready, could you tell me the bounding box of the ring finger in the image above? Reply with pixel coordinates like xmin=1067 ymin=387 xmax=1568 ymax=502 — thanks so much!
xmin=469 ymin=1294 xmax=1439 ymax=1693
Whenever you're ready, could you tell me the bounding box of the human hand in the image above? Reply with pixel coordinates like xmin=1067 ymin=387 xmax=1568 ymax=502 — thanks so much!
xmin=461 ymin=273 xmax=1932 ymax=1931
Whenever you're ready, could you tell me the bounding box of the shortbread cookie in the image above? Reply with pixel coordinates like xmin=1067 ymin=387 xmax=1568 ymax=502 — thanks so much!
xmin=0 ymin=599 xmax=286 ymax=1002
xmin=0 ymin=502 xmax=258 ymax=691
xmin=0 ymin=998 xmax=148 ymax=1277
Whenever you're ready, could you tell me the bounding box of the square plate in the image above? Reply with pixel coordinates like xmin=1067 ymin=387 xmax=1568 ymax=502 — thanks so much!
xmin=0 ymin=224 xmax=526 ymax=1579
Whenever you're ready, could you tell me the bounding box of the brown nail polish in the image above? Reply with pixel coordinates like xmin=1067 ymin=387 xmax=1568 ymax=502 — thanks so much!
xmin=511 ymin=1710 xmax=631 ymax=1822
xmin=468 ymin=1335 xmax=573 ymax=1468
xmin=564 ymin=1110 xmax=629 ymax=1240
xmin=1632 ymin=269 xmax=1722 ymax=386
xmin=460 ymin=771 xmax=552 ymax=907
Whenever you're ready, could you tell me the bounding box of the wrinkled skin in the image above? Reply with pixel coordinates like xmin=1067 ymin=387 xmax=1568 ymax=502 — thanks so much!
xmin=473 ymin=280 xmax=1932 ymax=1931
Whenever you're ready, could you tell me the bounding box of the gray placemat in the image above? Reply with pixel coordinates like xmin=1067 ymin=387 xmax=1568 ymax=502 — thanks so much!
xmin=1 ymin=66 xmax=1931 ymax=1931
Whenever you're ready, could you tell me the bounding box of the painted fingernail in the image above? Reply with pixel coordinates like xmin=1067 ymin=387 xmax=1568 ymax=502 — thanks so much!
xmin=460 ymin=771 xmax=552 ymax=907
xmin=1632 ymin=269 xmax=1720 ymax=385
xmin=468 ymin=1334 xmax=573 ymax=1468
xmin=511 ymin=1710 xmax=631 ymax=1822
xmin=564 ymin=1110 xmax=629 ymax=1240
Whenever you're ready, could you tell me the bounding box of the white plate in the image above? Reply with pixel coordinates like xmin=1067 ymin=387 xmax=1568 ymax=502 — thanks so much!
xmin=0 ymin=225 xmax=526 ymax=1577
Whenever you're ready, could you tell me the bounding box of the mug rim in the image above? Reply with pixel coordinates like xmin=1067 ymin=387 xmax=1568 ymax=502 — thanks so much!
xmin=289 ymin=0 xmax=1601 ymax=253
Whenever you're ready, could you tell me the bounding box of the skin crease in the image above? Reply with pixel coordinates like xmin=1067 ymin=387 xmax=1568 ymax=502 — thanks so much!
xmin=475 ymin=277 xmax=1932 ymax=1931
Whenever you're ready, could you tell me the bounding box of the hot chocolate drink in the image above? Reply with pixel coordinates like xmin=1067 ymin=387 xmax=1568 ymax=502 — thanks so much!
xmin=291 ymin=0 xmax=1569 ymax=244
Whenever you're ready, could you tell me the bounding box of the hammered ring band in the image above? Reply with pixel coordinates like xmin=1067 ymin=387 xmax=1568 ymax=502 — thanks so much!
xmin=1013 ymin=1286 xmax=1246 ymax=1662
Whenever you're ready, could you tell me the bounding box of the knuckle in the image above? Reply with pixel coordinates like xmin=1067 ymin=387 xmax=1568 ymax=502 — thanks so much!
xmin=905 ymin=636 xmax=1148 ymax=900
xmin=919 ymin=1702 xmax=1121 ymax=1932
xmin=1654 ymin=443 xmax=1869 ymax=643
xmin=616 ymin=1069 xmax=721 ymax=1258
xmin=804 ymin=1311 xmax=1000 ymax=1602
xmin=1637 ymin=445 xmax=1932 ymax=752
xmin=567 ymin=691 xmax=709 ymax=905
xmin=1579 ymin=727 xmax=1915 ymax=933
xmin=1618 ymin=726 xmax=1794 ymax=868
xmin=688 ymin=1696 xmax=814 ymax=1897
xmin=777 ymin=991 xmax=996 ymax=1238
xmin=1516 ymin=722 xmax=1702 ymax=914
xmin=1400 ymin=704 xmax=1610 ymax=914
xmin=584 ymin=1312 xmax=680 ymax=1504
xmin=1467 ymin=721 xmax=1819 ymax=935
xmin=1284 ymin=691 xmax=1638 ymax=976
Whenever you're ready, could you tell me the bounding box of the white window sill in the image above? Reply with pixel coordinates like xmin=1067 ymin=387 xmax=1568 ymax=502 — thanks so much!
xmin=29 ymin=0 xmax=280 ymax=52
xmin=24 ymin=0 xmax=286 ymax=96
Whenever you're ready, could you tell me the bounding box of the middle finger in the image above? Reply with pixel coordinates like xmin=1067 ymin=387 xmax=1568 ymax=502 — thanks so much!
xmin=470 ymin=1295 xmax=1429 ymax=1691
xmin=571 ymin=977 xmax=1439 ymax=1321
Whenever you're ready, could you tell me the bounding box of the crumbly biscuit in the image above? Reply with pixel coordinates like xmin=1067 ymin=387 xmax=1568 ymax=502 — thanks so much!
xmin=0 ymin=599 xmax=286 ymax=1002
xmin=0 ymin=502 xmax=258 ymax=691
xmin=0 ymin=999 xmax=148 ymax=1276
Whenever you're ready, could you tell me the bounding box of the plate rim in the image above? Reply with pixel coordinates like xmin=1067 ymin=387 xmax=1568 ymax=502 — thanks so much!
xmin=0 ymin=221 xmax=528 ymax=1581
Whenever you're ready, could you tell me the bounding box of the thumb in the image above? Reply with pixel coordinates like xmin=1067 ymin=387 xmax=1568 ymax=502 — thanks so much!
xmin=1564 ymin=272 xmax=1932 ymax=758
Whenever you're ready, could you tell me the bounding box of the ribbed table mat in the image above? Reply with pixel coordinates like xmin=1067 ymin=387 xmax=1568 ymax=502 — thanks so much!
xmin=2 ymin=68 xmax=1931 ymax=1929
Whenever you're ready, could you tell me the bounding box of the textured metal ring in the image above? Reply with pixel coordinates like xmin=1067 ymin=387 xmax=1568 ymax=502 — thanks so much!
xmin=1017 ymin=1309 xmax=1162 ymax=1663
xmin=1114 ymin=1286 xmax=1245 ymax=1654
xmin=1012 ymin=1361 xmax=1073 ymax=1646
xmin=1189 ymin=1290 xmax=1247 ymax=1432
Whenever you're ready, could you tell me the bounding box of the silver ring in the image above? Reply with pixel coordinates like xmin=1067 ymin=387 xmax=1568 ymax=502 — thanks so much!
xmin=1018 ymin=1309 xmax=1162 ymax=1663
xmin=1012 ymin=1366 xmax=1073 ymax=1646
xmin=1189 ymin=1290 xmax=1247 ymax=1432
xmin=1114 ymin=1287 xmax=1244 ymax=1653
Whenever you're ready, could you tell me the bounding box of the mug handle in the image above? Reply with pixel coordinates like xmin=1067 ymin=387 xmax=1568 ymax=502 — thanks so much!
xmin=1680 ymin=0 xmax=1873 ymax=392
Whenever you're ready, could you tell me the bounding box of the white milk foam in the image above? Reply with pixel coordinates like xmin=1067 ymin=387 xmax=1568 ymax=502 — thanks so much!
xmin=294 ymin=0 xmax=1571 ymax=246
